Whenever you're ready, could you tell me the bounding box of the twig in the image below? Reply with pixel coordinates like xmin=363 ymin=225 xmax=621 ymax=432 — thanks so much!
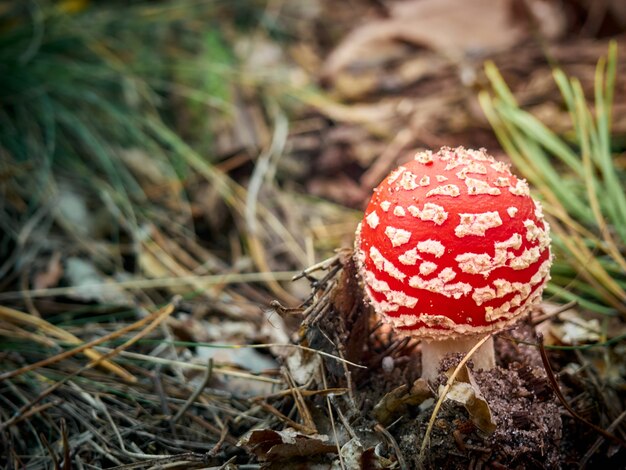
xmin=337 ymin=344 xmax=357 ymax=411
xmin=579 ymin=409 xmax=626 ymax=469
xmin=61 ymin=418 xmax=71 ymax=470
xmin=178 ymin=409 xmax=238 ymax=446
xmin=100 ymin=395 xmax=172 ymax=460
xmin=6 ymin=399 xmax=61 ymax=427
xmin=241 ymin=342 xmax=367 ymax=369
xmin=40 ymin=432 xmax=59 ymax=469
xmin=536 ymin=332 xmax=626 ymax=448
xmin=329 ymin=394 xmax=357 ymax=440
xmin=374 ymin=423 xmax=408 ymax=470
xmin=84 ymin=436 xmax=122 ymax=465
xmin=101 ymin=337 xmax=364 ymax=369
xmin=257 ymin=401 xmax=315 ymax=434
xmin=216 ymin=456 xmax=238 ymax=470
xmin=208 ymin=418 xmax=230 ymax=457
xmin=153 ymin=366 xmax=172 ymax=419
xmin=95 ymin=348 xmax=282 ymax=384
xmin=106 ymin=453 xmax=211 ymax=470
xmin=252 ymin=386 xmax=348 ymax=400
xmin=530 ymin=300 xmax=578 ymax=325
xmin=282 ymin=366 xmax=317 ymax=433
xmin=291 ymin=252 xmax=343 ymax=281
xmin=321 ymin=362 xmax=345 ymax=470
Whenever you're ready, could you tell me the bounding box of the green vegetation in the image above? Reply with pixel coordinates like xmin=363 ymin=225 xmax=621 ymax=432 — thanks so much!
xmin=480 ymin=42 xmax=626 ymax=317
xmin=0 ymin=1 xmax=263 ymax=287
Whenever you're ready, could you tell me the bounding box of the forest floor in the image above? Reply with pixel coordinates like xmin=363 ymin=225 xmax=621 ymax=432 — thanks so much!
xmin=1 ymin=1 xmax=626 ymax=468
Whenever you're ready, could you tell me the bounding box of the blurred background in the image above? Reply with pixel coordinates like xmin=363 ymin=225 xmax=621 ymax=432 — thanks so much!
xmin=2 ymin=0 xmax=625 ymax=315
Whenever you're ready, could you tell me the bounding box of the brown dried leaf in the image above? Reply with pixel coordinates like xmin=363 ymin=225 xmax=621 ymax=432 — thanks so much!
xmin=549 ymin=310 xmax=602 ymax=345
xmin=373 ymin=378 xmax=433 ymax=425
xmin=238 ymin=428 xmax=337 ymax=461
xmin=323 ymin=0 xmax=527 ymax=80
xmin=442 ymin=365 xmax=496 ymax=434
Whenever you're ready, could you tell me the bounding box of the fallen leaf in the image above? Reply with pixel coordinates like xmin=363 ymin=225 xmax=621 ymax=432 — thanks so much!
xmin=64 ymin=257 xmax=131 ymax=305
xmin=323 ymin=0 xmax=527 ymax=80
xmin=337 ymin=438 xmax=365 ymax=469
xmin=373 ymin=378 xmax=432 ymax=425
xmin=238 ymin=428 xmax=337 ymax=461
xmin=285 ymin=345 xmax=323 ymax=385
xmin=549 ymin=310 xmax=602 ymax=345
xmin=441 ymin=365 xmax=496 ymax=434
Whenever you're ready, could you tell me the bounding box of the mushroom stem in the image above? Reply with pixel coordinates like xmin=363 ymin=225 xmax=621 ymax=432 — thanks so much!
xmin=420 ymin=335 xmax=495 ymax=382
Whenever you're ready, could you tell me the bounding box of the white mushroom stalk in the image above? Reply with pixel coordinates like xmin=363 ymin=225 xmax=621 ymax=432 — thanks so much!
xmin=355 ymin=147 xmax=552 ymax=381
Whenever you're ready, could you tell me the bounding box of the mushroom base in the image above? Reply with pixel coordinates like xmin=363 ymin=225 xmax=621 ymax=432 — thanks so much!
xmin=421 ymin=335 xmax=495 ymax=382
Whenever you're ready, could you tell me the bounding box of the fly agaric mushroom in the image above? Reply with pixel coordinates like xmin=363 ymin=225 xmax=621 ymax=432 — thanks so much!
xmin=355 ymin=147 xmax=552 ymax=381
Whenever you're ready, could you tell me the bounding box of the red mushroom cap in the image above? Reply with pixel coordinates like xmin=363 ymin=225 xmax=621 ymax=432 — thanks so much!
xmin=355 ymin=147 xmax=552 ymax=340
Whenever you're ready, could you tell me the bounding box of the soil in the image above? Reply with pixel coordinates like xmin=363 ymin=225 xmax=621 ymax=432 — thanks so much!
xmin=287 ymin=254 xmax=626 ymax=469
